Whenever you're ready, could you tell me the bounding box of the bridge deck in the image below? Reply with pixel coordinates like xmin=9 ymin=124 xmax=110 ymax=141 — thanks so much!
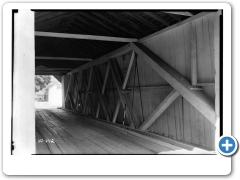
xmin=35 ymin=108 xmax=196 ymax=154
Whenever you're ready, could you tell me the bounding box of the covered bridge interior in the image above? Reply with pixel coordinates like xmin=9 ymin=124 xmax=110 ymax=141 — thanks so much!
xmin=15 ymin=9 xmax=221 ymax=154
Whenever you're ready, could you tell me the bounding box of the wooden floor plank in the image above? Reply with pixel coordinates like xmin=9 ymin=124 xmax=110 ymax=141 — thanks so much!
xmin=37 ymin=127 xmax=63 ymax=154
xmin=52 ymin=109 xmax=173 ymax=152
xmin=35 ymin=108 xmax=190 ymax=154
xmin=36 ymin=130 xmax=52 ymax=154
xmin=50 ymin=110 xmax=160 ymax=153
xmin=45 ymin=126 xmax=82 ymax=154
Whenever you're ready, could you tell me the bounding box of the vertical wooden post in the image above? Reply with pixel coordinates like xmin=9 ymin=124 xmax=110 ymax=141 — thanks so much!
xmin=214 ymin=11 xmax=221 ymax=147
xmin=61 ymin=75 xmax=68 ymax=109
xmin=92 ymin=67 xmax=111 ymax=121
xmin=95 ymin=61 xmax=111 ymax=118
xmin=64 ymin=73 xmax=74 ymax=104
xmin=191 ymin=21 xmax=197 ymax=86
xmin=13 ymin=10 xmax=35 ymax=155
xmin=75 ymin=71 xmax=83 ymax=111
xmin=83 ymin=68 xmax=93 ymax=114
xmin=214 ymin=11 xmax=220 ymax=122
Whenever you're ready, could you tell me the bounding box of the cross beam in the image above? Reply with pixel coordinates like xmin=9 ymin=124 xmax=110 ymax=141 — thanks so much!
xmin=162 ymin=11 xmax=193 ymax=16
xmin=35 ymin=31 xmax=138 ymax=42
xmin=36 ymin=56 xmax=92 ymax=61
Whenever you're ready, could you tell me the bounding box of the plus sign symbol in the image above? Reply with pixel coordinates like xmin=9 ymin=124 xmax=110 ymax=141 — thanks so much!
xmin=218 ymin=135 xmax=238 ymax=156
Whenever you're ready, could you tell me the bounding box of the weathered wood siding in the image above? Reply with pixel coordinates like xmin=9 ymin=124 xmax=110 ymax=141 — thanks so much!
xmin=64 ymin=13 xmax=216 ymax=150
xmin=133 ymin=13 xmax=216 ymax=150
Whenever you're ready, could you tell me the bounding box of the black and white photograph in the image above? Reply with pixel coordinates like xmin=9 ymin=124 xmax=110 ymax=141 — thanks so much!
xmin=2 ymin=2 xmax=235 ymax=176
xmin=13 ymin=9 xmax=221 ymax=155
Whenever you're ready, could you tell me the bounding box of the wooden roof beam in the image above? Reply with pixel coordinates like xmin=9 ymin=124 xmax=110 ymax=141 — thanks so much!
xmin=163 ymin=11 xmax=194 ymax=16
xmin=74 ymin=13 xmax=117 ymax=37
xmin=144 ymin=12 xmax=170 ymax=26
xmin=67 ymin=12 xmax=215 ymax=76
xmin=162 ymin=13 xmax=182 ymax=22
xmin=91 ymin=12 xmax=139 ymax=38
xmin=130 ymin=42 xmax=216 ymax=125
xmin=35 ymin=11 xmax=53 ymax=18
xmin=35 ymin=72 xmax=63 ymax=75
xmin=36 ymin=56 xmax=92 ymax=61
xmin=66 ymin=25 xmax=115 ymax=52
xmin=139 ymin=12 xmax=215 ymax=43
xmin=107 ymin=12 xmax=146 ymax=35
xmin=35 ymin=12 xmax=77 ymax=23
xmin=35 ymin=31 xmax=137 ymax=42
xmin=125 ymin=12 xmax=159 ymax=31
xmin=78 ymin=12 xmax=124 ymax=36
xmin=36 ymin=68 xmax=73 ymax=70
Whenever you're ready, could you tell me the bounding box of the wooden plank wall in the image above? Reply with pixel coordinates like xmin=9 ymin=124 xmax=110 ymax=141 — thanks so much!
xmin=63 ymin=13 xmax=216 ymax=150
xmin=138 ymin=13 xmax=216 ymax=150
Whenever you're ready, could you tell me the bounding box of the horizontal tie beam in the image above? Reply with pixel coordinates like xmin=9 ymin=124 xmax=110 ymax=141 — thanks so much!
xmin=35 ymin=31 xmax=138 ymax=43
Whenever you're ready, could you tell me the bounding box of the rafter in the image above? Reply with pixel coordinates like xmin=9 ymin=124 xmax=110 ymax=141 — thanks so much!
xmin=144 ymin=12 xmax=170 ymax=26
xmin=107 ymin=12 xmax=146 ymax=35
xmin=139 ymin=12 xmax=214 ymax=43
xmin=91 ymin=12 xmax=139 ymax=38
xmin=160 ymin=12 xmax=182 ymax=22
xmin=78 ymin=12 xmax=121 ymax=36
xmin=36 ymin=12 xmax=77 ymax=23
xmin=125 ymin=12 xmax=159 ymax=31
xmin=74 ymin=13 xmax=117 ymax=37
xmin=162 ymin=11 xmax=194 ymax=16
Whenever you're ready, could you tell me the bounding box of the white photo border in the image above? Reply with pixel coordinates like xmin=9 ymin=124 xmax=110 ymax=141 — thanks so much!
xmin=3 ymin=2 xmax=232 ymax=175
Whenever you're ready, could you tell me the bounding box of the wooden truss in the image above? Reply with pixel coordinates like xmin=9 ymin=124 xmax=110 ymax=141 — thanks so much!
xmin=63 ymin=11 xmax=219 ymax=132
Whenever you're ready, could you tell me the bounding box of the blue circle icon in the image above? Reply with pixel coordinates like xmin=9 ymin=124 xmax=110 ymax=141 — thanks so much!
xmin=218 ymin=135 xmax=238 ymax=156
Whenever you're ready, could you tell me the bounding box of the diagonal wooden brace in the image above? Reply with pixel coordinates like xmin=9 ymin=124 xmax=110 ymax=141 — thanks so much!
xmin=139 ymin=90 xmax=180 ymax=131
xmin=109 ymin=59 xmax=136 ymax=129
xmin=96 ymin=61 xmax=111 ymax=118
xmin=92 ymin=67 xmax=112 ymax=121
xmin=130 ymin=42 xmax=216 ymax=125
xmin=83 ymin=67 xmax=93 ymax=114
